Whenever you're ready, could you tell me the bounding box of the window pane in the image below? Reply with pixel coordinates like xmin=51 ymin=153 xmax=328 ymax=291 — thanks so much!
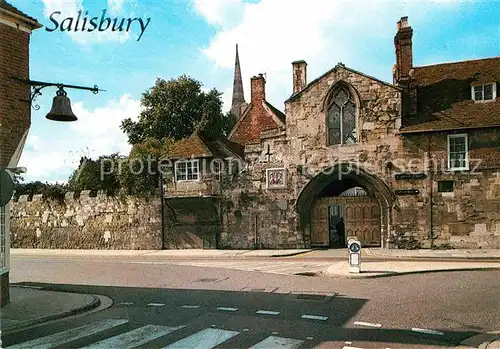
xmin=449 ymin=136 xmax=467 ymax=169
xmin=342 ymin=101 xmax=356 ymax=144
xmin=484 ymin=84 xmax=493 ymax=100
xmin=176 ymin=162 xmax=187 ymax=181
xmin=334 ymin=88 xmax=349 ymax=106
xmin=474 ymin=85 xmax=483 ymax=100
xmin=328 ymin=104 xmax=340 ymax=128
xmin=329 ymin=128 xmax=341 ymax=145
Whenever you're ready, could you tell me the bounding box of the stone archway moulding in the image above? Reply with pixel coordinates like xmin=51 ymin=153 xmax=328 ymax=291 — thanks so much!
xmin=295 ymin=163 xmax=396 ymax=248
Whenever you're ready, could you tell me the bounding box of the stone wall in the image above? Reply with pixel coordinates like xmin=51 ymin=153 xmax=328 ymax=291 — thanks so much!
xmin=10 ymin=191 xmax=162 ymax=250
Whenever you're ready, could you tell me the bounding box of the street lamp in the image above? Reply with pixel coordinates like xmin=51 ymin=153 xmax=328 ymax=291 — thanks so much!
xmin=11 ymin=77 xmax=105 ymax=122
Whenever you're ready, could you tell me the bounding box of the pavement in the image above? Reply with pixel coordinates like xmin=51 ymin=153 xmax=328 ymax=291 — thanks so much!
xmin=11 ymin=247 xmax=500 ymax=259
xmin=0 ymin=285 xmax=102 ymax=334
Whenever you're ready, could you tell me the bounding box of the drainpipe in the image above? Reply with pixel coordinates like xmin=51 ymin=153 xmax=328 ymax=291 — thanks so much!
xmin=159 ymin=172 xmax=165 ymax=250
xmin=254 ymin=214 xmax=258 ymax=249
xmin=428 ymin=134 xmax=434 ymax=249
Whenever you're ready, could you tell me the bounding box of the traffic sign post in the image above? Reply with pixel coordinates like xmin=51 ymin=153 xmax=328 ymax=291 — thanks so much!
xmin=347 ymin=238 xmax=361 ymax=273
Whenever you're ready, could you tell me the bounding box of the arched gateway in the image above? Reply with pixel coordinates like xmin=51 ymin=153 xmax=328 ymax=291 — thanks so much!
xmin=296 ymin=164 xmax=396 ymax=248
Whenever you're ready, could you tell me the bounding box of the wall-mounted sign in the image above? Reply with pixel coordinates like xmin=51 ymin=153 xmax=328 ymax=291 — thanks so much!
xmin=395 ymin=173 xmax=427 ymax=180
xmin=266 ymin=168 xmax=287 ymax=189
xmin=395 ymin=189 xmax=420 ymax=195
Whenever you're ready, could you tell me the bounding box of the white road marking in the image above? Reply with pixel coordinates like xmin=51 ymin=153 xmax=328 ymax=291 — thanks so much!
xmin=411 ymin=327 xmax=445 ymax=336
xmin=147 ymin=303 xmax=166 ymax=307
xmin=181 ymin=305 xmax=201 ymax=309
xmin=272 ymin=331 xmax=279 ymax=335
xmin=342 ymin=346 xmax=364 ymax=349
xmin=8 ymin=319 xmax=128 ymax=349
xmin=345 ymin=342 xmax=352 ymax=344
xmin=306 ymin=336 xmax=314 ymax=340
xmin=242 ymin=328 xmax=250 ymax=332
xmin=249 ymin=335 xmax=305 ymax=349
xmin=256 ymin=310 xmax=280 ymax=316
xmin=118 ymin=302 xmax=134 ymax=306
xmin=301 ymin=314 xmax=328 ymax=321
xmin=163 ymin=328 xmax=239 ymax=348
xmin=217 ymin=307 xmax=238 ymax=312
xmin=83 ymin=324 xmax=185 ymax=349
xmin=353 ymin=321 xmax=382 ymax=328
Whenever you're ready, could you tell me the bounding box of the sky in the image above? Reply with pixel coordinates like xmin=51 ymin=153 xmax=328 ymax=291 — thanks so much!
xmin=10 ymin=0 xmax=500 ymax=183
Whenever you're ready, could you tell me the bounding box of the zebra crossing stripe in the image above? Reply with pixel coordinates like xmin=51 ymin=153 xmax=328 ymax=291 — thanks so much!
xmin=162 ymin=328 xmax=239 ymax=348
xmin=83 ymin=324 xmax=185 ymax=349
xmin=8 ymin=319 xmax=129 ymax=349
xmin=249 ymin=335 xmax=305 ymax=349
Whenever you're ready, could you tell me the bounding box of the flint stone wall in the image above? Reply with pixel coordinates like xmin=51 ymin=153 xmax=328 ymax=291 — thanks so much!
xmin=10 ymin=190 xmax=162 ymax=249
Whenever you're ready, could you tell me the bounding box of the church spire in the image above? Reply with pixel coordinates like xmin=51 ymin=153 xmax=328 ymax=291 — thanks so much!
xmin=230 ymin=44 xmax=245 ymax=119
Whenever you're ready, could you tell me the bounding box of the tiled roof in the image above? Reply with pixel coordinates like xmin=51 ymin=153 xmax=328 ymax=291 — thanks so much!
xmin=400 ymin=99 xmax=500 ymax=133
xmin=264 ymin=101 xmax=286 ymax=123
xmin=401 ymin=57 xmax=500 ymax=133
xmin=167 ymin=134 xmax=213 ymax=159
xmin=228 ymin=100 xmax=284 ymax=145
xmin=166 ymin=134 xmax=244 ymax=159
xmin=0 ymin=0 xmax=41 ymax=27
xmin=412 ymin=57 xmax=500 ymax=87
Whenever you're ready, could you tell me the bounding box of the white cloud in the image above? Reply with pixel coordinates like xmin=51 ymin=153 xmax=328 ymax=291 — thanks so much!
xmin=196 ymin=0 xmax=463 ymax=109
xmin=19 ymin=94 xmax=142 ymax=182
xmin=41 ymin=0 xmax=131 ymax=45
xmin=193 ymin=0 xmax=244 ymax=26
xmin=108 ymin=0 xmax=124 ymax=14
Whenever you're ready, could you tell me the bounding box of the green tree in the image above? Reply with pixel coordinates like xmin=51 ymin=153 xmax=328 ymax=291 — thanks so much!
xmin=121 ymin=75 xmax=234 ymax=144
xmin=119 ymin=137 xmax=173 ymax=197
xmin=67 ymin=154 xmax=123 ymax=195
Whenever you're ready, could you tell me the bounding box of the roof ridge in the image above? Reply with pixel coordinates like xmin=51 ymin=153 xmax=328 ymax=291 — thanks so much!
xmin=414 ymin=56 xmax=500 ymax=69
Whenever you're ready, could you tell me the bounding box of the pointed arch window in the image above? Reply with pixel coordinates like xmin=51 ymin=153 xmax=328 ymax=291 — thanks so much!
xmin=327 ymin=86 xmax=357 ymax=145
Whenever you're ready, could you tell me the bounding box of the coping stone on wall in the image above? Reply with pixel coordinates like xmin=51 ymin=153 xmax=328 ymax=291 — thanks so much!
xmin=32 ymin=194 xmax=43 ymax=202
xmin=80 ymin=190 xmax=92 ymax=199
xmin=18 ymin=195 xmax=29 ymax=202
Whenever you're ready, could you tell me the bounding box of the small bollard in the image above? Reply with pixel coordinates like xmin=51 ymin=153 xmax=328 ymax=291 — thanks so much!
xmin=347 ymin=238 xmax=362 ymax=273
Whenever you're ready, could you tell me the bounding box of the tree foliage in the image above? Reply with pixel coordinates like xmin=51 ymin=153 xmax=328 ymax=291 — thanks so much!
xmin=14 ymin=181 xmax=67 ymax=203
xmin=119 ymin=137 xmax=173 ymax=197
xmin=67 ymin=154 xmax=123 ymax=195
xmin=121 ymin=75 xmax=235 ymax=144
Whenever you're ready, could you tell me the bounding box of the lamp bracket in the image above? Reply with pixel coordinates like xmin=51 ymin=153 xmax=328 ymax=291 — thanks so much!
xmin=11 ymin=77 xmax=104 ymax=110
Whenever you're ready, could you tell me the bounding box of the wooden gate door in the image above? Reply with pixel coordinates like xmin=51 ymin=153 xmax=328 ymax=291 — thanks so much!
xmin=343 ymin=197 xmax=380 ymax=246
xmin=311 ymin=197 xmax=329 ymax=246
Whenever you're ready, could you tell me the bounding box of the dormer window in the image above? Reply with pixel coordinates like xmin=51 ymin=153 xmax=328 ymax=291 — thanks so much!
xmin=472 ymin=83 xmax=496 ymax=101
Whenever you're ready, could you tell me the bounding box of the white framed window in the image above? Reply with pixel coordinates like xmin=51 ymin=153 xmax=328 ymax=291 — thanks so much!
xmin=213 ymin=160 xmax=222 ymax=181
xmin=471 ymin=83 xmax=496 ymax=101
xmin=447 ymin=134 xmax=469 ymax=171
xmin=175 ymin=159 xmax=200 ymax=181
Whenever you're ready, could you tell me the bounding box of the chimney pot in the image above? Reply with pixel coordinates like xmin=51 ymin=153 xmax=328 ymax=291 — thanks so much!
xmin=251 ymin=74 xmax=266 ymax=102
xmin=292 ymin=60 xmax=307 ymax=94
xmin=393 ymin=16 xmax=413 ymax=85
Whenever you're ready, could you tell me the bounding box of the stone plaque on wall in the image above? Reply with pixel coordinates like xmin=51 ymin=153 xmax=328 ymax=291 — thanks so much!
xmin=266 ymin=168 xmax=287 ymax=189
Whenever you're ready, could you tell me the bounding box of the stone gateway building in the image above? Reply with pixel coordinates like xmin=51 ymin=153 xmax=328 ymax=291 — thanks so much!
xmin=163 ymin=16 xmax=500 ymax=250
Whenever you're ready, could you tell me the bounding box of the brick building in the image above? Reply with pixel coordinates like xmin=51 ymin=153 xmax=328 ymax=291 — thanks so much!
xmin=164 ymin=16 xmax=500 ymax=250
xmin=0 ymin=0 xmax=41 ymax=305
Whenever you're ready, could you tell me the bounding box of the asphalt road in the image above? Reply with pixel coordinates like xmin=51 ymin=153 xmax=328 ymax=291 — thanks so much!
xmin=4 ymin=255 xmax=500 ymax=349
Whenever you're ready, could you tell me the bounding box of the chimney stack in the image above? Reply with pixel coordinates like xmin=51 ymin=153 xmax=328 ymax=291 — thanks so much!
xmin=393 ymin=16 xmax=413 ymax=85
xmin=251 ymin=73 xmax=266 ymax=103
xmin=292 ymin=60 xmax=307 ymax=94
